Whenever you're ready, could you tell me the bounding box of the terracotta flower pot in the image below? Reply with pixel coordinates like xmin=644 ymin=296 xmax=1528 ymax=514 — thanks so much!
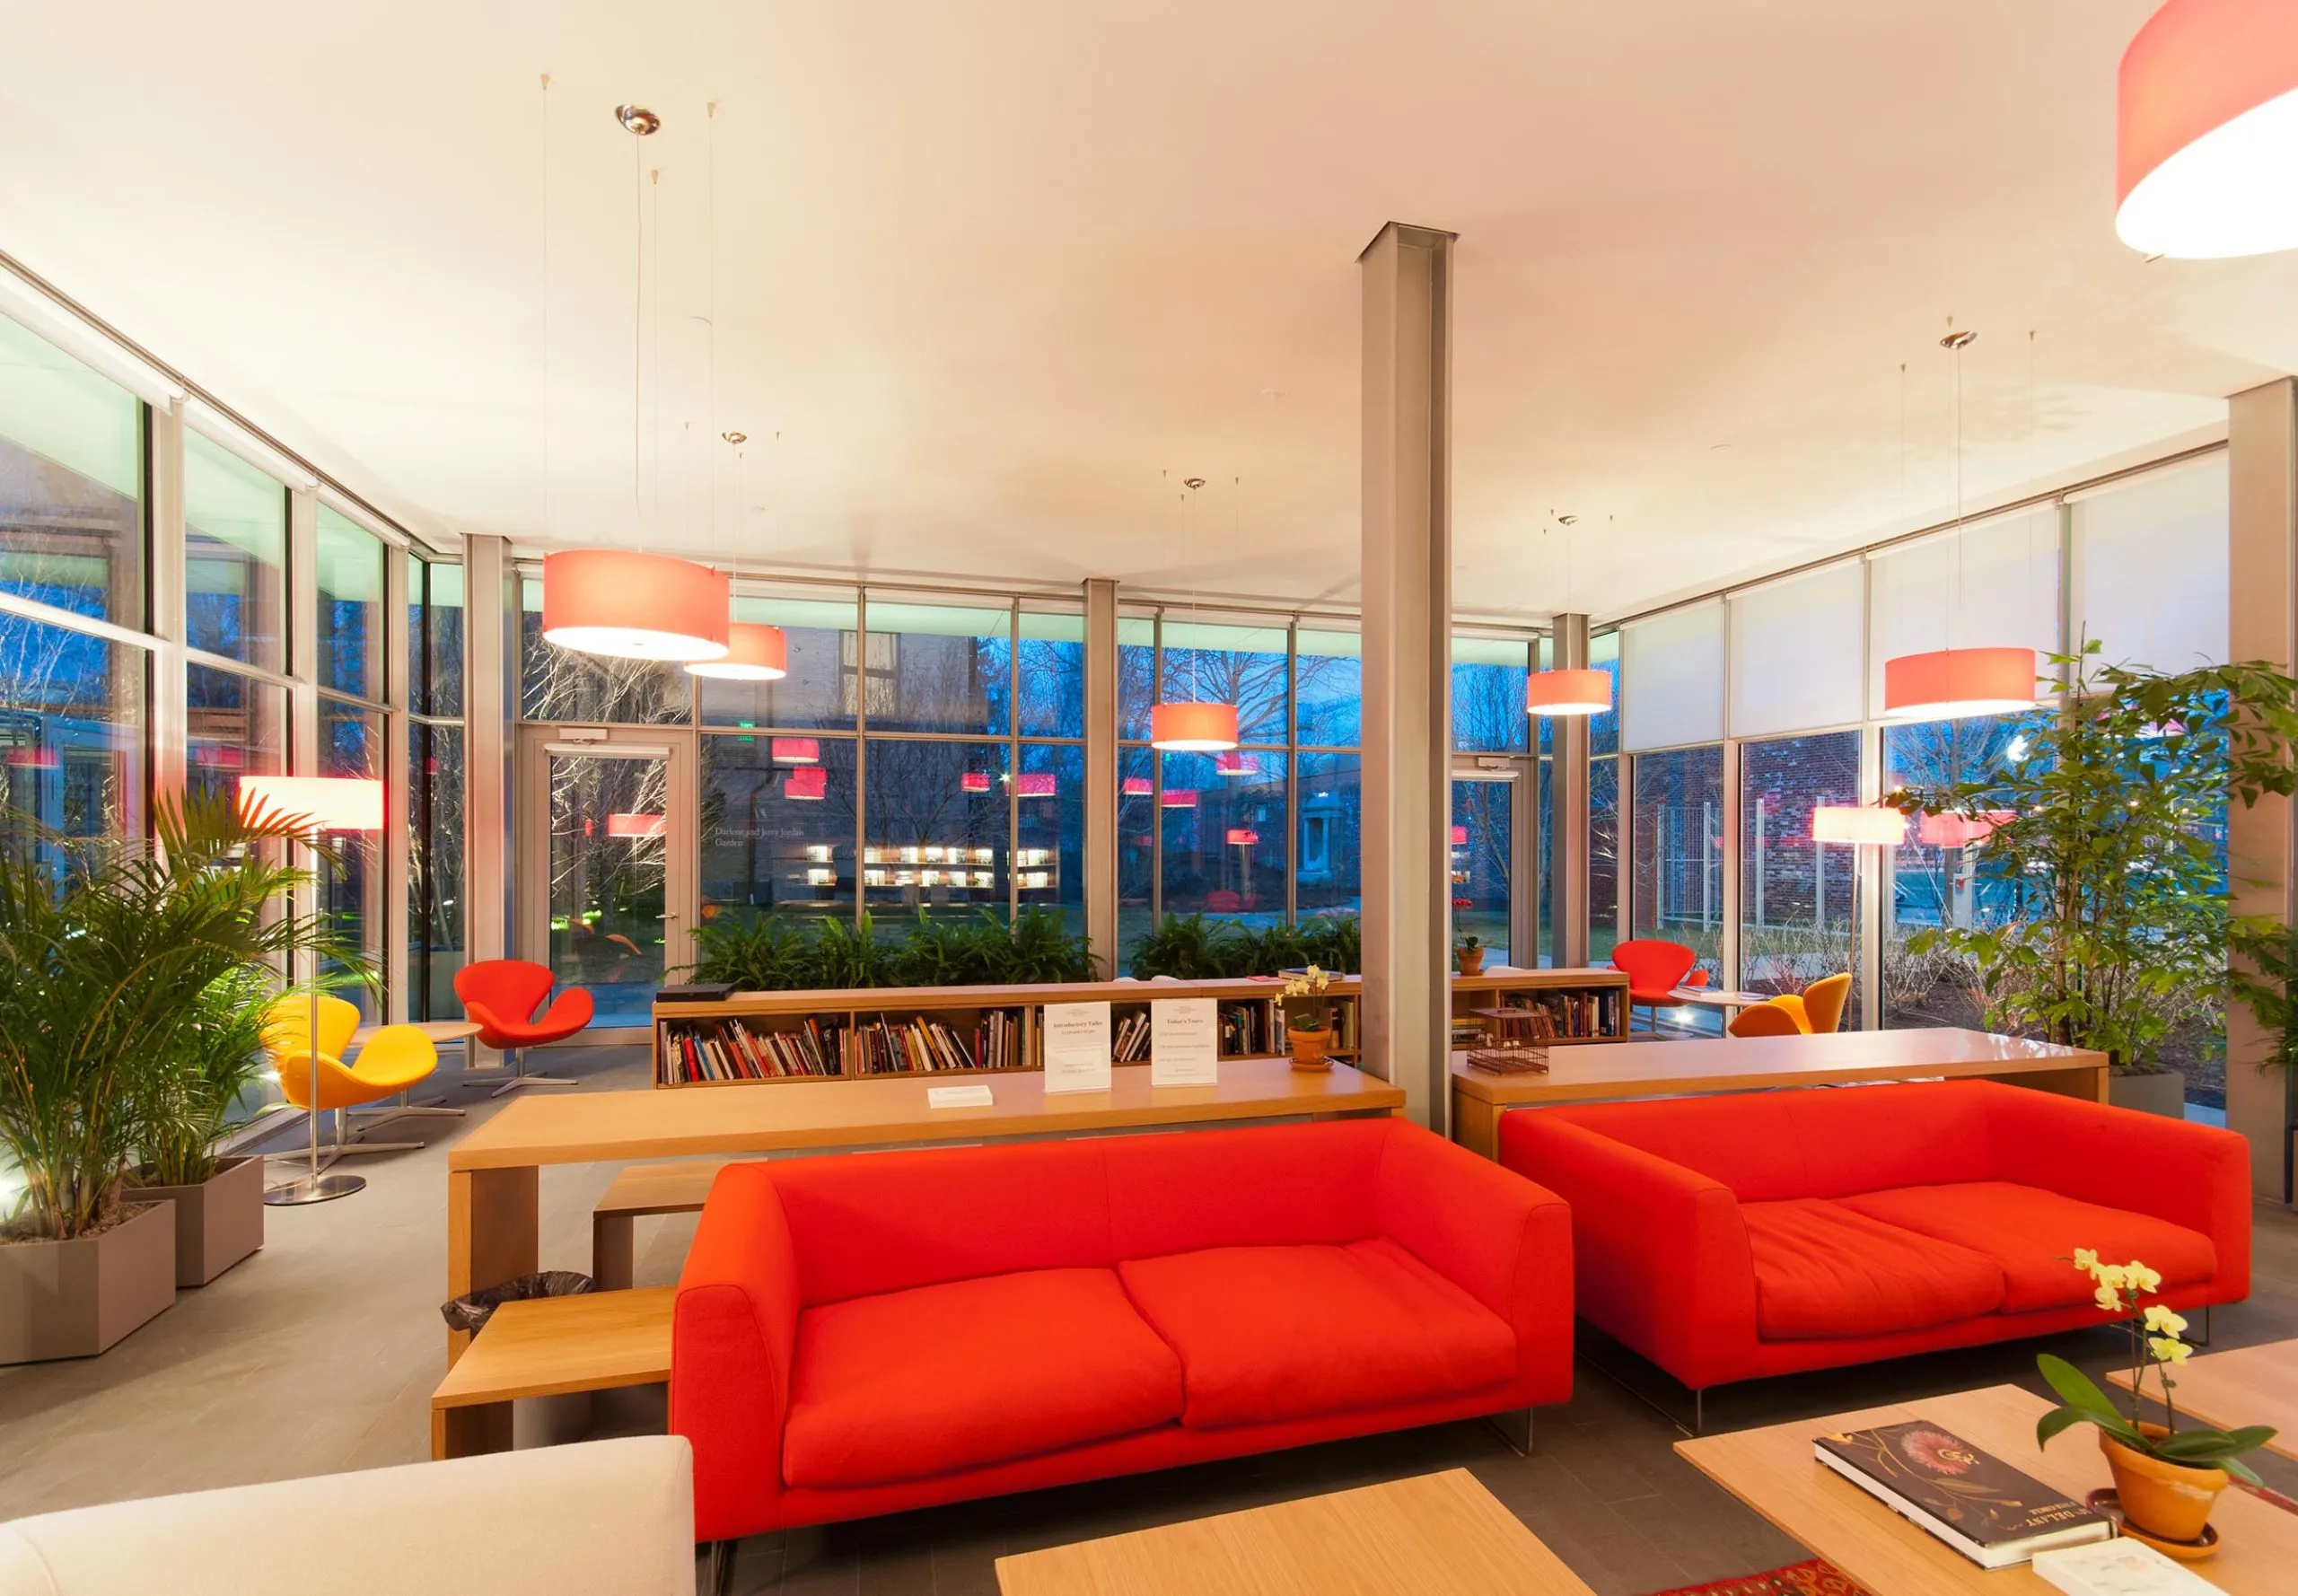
xmin=1457 ymin=951 xmax=1486 ymax=978
xmin=2101 ymin=1424 xmax=2228 ymax=1544
xmin=1289 ymin=1027 xmax=1333 ymax=1072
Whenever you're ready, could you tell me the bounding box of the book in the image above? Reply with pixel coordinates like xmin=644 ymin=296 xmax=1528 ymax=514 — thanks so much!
xmin=1813 ymin=1421 xmax=2111 ymax=1568
xmin=2031 ymin=1538 xmax=2227 ymax=1594
xmin=657 ymin=982 xmax=734 ymax=1004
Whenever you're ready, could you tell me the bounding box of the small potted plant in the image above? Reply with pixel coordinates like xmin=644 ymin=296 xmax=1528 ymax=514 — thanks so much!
xmin=1281 ymin=966 xmax=1336 ymax=1071
xmin=127 ymin=964 xmax=276 ymax=1287
xmin=1455 ymin=933 xmax=1486 ymax=978
xmin=2036 ymin=1250 xmax=2276 ymax=1548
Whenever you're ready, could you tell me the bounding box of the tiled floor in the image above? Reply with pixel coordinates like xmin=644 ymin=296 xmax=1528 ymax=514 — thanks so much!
xmin=3 ymin=1053 xmax=2294 ymax=1595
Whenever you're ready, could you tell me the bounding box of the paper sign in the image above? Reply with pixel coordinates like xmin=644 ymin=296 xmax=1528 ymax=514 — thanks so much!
xmin=1041 ymin=1000 xmax=1114 ymax=1094
xmin=926 ymin=1084 xmax=994 ymax=1109
xmin=1150 ymin=998 xmax=1220 ymax=1087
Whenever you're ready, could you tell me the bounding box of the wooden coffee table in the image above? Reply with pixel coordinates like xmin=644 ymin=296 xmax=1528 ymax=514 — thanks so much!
xmin=1678 ymin=1383 xmax=2298 ymax=1594
xmin=2108 ymin=1337 xmax=2298 ymax=1463
xmin=993 ymin=1469 xmax=1593 ymax=1595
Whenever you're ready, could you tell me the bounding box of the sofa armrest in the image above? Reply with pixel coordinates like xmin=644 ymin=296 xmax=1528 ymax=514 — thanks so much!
xmin=1985 ymin=1086 xmax=2253 ymax=1300
xmin=671 ymin=1163 xmax=802 ymax=1540
xmin=0 ymin=1437 xmax=695 ymax=1595
xmin=1498 ymin=1109 xmax=1761 ymax=1390
xmin=1372 ymin=1120 xmax=1573 ymax=1400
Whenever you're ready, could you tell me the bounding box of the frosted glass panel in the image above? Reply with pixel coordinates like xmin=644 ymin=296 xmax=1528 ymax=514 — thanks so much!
xmin=1868 ymin=505 xmax=2058 ymax=718
xmin=1620 ymin=602 xmax=1724 ymax=751
xmin=2072 ymin=459 xmax=2229 ymax=673
xmin=1730 ymin=562 xmax=1864 ymax=737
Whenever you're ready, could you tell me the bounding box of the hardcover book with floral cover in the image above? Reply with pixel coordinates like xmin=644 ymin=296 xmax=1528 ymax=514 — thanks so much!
xmin=1814 ymin=1420 xmax=2111 ymax=1568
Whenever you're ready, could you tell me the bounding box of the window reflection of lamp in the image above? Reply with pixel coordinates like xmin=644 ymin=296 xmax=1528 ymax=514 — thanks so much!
xmin=770 ymin=737 xmax=819 ymax=765
xmin=785 ymin=767 xmax=826 ymax=801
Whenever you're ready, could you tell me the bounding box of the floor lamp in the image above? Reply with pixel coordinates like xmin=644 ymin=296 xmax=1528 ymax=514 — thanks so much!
xmin=239 ymin=774 xmax=385 ymax=1206
xmin=1810 ymin=804 xmax=1904 ymax=1014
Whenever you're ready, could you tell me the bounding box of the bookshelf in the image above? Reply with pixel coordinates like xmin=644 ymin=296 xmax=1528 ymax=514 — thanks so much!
xmin=653 ymin=967 xmax=1628 ymax=1087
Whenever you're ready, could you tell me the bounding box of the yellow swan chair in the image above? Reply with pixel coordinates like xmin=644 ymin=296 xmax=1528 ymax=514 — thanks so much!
xmin=1726 ymin=971 xmax=1855 ymax=1038
xmin=265 ymin=995 xmax=440 ymax=1168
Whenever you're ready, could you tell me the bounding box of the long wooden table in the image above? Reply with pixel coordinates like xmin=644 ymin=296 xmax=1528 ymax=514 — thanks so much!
xmin=1679 ymin=1384 xmax=2298 ymax=1595
xmin=2108 ymin=1337 xmax=2298 ymax=1464
xmin=994 ymin=1469 xmax=1594 ymax=1595
xmin=446 ymin=1057 xmax=1403 ymax=1364
xmin=1450 ymin=1028 xmax=2109 ymax=1158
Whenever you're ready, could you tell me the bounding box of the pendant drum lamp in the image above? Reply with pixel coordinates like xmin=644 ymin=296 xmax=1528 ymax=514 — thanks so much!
xmin=687 ymin=620 xmax=789 ymax=680
xmin=542 ymin=548 xmax=729 ymax=662
xmin=1525 ymin=668 xmax=1612 ymax=716
xmin=1150 ymin=477 xmax=1241 ymax=752
xmin=1881 ymin=329 xmax=2038 ymax=723
xmin=1811 ymin=805 xmax=1907 ymax=846
xmin=540 ymin=103 xmax=731 ymax=665
xmin=2118 ymin=0 xmax=2298 ymax=259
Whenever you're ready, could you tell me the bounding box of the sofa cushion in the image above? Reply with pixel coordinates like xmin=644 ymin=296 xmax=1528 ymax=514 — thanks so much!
xmin=1744 ymin=1197 xmax=2005 ymax=1340
xmin=783 ymin=1267 xmax=1183 ymax=1489
xmin=1117 ymin=1238 xmax=1515 ymax=1428
xmin=1837 ymin=1182 xmax=2217 ymax=1312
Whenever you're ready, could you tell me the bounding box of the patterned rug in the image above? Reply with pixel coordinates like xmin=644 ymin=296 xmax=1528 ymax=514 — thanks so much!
xmin=1643 ymin=1559 xmax=1876 ymax=1596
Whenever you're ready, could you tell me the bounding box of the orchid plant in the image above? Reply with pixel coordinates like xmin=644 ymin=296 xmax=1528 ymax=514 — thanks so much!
xmin=2035 ymin=1250 xmax=2275 ymax=1484
xmin=1281 ymin=966 xmax=1334 ymax=1036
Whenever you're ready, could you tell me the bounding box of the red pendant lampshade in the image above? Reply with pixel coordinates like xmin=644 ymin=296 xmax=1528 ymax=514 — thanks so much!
xmin=687 ymin=622 xmax=789 ymax=680
xmin=1881 ymin=646 xmax=2038 ymax=722
xmin=769 ymin=737 xmax=819 ymax=765
xmin=1150 ymin=701 xmax=1240 ymax=751
xmin=540 ymin=550 xmax=730 ymax=662
xmin=1918 ymin=810 xmax=2016 ymax=848
xmin=606 ymin=812 xmax=667 ymax=838
xmin=2118 ymin=0 xmax=2298 ymax=258
xmin=1122 ymin=776 xmax=1153 ymax=797
xmin=785 ymin=767 xmax=827 ymax=801
xmin=1015 ymin=773 xmax=1057 ymax=797
xmin=238 ymin=775 xmax=385 ymax=834
xmin=1524 ymin=668 xmax=1612 ymax=717
xmin=1160 ymin=788 xmax=1198 ymax=810
xmin=1225 ymin=828 xmax=1259 ymax=846
xmin=1811 ymin=805 xmax=1907 ymax=846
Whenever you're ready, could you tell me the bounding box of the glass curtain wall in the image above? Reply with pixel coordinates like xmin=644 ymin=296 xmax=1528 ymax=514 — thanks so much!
xmin=313 ymin=506 xmax=388 ymax=1015
xmin=680 ymin=590 xmax=1088 ymax=946
xmin=0 ymin=315 xmax=149 ymax=856
xmin=409 ymin=557 xmax=465 ymax=1019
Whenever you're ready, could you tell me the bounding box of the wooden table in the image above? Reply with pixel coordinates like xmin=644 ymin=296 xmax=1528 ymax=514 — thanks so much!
xmin=1679 ymin=1384 xmax=2298 ymax=1595
xmin=1667 ymin=986 xmax=1773 ymax=1012
xmin=2109 ymin=1337 xmax=2298 ymax=1464
xmin=994 ymin=1469 xmax=1593 ymax=1596
xmin=446 ymin=1057 xmax=1402 ymax=1362
xmin=431 ymin=1286 xmax=672 ymax=1460
xmin=1450 ymin=1028 xmax=2108 ymax=1158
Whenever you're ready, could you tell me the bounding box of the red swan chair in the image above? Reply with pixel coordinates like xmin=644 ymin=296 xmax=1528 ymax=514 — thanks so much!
xmin=454 ymin=960 xmax=594 ymax=1096
xmin=1609 ymin=939 xmax=1708 ymax=1033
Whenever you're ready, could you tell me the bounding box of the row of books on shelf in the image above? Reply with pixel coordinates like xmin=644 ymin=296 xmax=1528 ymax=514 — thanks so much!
xmin=662 ymin=1013 xmax=1022 ymax=1084
xmin=1495 ymin=988 xmax=1620 ymax=1039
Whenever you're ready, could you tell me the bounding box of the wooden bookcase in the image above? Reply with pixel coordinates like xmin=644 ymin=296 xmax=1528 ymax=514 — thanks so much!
xmin=653 ymin=967 xmax=1629 ymax=1087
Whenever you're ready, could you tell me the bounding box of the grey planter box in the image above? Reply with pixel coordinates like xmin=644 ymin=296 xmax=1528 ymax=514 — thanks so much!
xmin=0 ymin=1198 xmax=178 ymax=1364
xmin=2109 ymin=1069 xmax=2188 ymax=1120
xmin=129 ymin=1154 xmax=265 ymax=1287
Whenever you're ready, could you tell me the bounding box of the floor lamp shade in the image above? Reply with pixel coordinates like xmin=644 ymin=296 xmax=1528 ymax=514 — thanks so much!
xmin=237 ymin=775 xmax=384 ymax=834
xmin=540 ymin=550 xmax=731 ymax=662
xmin=2118 ymin=0 xmax=2298 ymax=258
xmin=686 ymin=622 xmax=789 ymax=680
xmin=1881 ymin=646 xmax=2038 ymax=721
xmin=1524 ymin=668 xmax=1613 ymax=716
xmin=1811 ymin=804 xmax=1907 ymax=846
xmin=1150 ymin=701 xmax=1241 ymax=751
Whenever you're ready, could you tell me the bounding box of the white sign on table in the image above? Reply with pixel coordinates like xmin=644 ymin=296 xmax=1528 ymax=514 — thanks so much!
xmin=926 ymin=1083 xmax=994 ymax=1109
xmin=1150 ymin=998 xmax=1220 ymax=1087
xmin=1040 ymin=1000 xmax=1114 ymax=1093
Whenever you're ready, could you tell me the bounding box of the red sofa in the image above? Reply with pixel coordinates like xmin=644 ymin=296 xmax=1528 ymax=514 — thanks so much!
xmin=671 ymin=1118 xmax=1572 ymax=1539
xmin=1498 ymin=1080 xmax=2250 ymax=1395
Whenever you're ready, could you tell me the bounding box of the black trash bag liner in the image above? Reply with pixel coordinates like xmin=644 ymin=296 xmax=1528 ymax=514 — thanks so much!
xmin=442 ymin=1270 xmax=594 ymax=1334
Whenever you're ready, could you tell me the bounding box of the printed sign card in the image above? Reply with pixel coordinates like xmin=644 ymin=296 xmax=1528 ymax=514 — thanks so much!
xmin=1150 ymin=998 xmax=1220 ymax=1087
xmin=1040 ymin=1000 xmax=1114 ymax=1093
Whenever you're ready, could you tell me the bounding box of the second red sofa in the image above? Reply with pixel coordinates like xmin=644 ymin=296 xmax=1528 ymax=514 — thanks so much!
xmin=671 ymin=1117 xmax=1572 ymax=1540
xmin=1499 ymin=1079 xmax=2250 ymax=1398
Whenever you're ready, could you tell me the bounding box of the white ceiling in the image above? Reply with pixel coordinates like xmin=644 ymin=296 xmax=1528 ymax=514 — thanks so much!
xmin=2 ymin=0 xmax=2294 ymax=621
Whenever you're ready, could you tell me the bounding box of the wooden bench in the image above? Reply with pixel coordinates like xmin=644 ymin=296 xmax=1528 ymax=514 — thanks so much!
xmin=591 ymin=1160 xmax=740 ymax=1289
xmin=430 ymin=1286 xmax=675 ymax=1460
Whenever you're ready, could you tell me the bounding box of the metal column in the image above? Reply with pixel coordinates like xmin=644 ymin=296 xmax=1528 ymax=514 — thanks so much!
xmin=1358 ymin=221 xmax=1456 ymax=1129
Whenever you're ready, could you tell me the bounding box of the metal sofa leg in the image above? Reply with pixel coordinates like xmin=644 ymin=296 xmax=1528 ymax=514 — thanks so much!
xmin=703 ymin=1539 xmax=736 ymax=1596
xmin=1483 ymin=1407 xmax=1533 ymax=1457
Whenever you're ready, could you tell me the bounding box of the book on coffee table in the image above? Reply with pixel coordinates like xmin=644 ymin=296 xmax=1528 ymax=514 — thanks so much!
xmin=1814 ymin=1420 xmax=2111 ymax=1568
xmin=2032 ymin=1537 xmax=2228 ymax=1594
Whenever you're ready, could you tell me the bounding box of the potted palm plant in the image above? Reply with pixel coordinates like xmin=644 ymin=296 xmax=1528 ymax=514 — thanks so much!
xmin=0 ymin=794 xmax=329 ymax=1358
xmin=127 ymin=964 xmax=276 ymax=1286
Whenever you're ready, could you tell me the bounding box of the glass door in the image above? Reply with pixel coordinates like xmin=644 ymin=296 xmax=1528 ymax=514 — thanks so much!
xmin=1450 ymin=771 xmax=1517 ymax=969
xmin=518 ymin=728 xmax=696 ymax=1035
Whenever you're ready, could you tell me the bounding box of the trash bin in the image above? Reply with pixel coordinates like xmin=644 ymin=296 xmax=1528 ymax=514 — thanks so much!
xmin=442 ymin=1270 xmax=594 ymax=1335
